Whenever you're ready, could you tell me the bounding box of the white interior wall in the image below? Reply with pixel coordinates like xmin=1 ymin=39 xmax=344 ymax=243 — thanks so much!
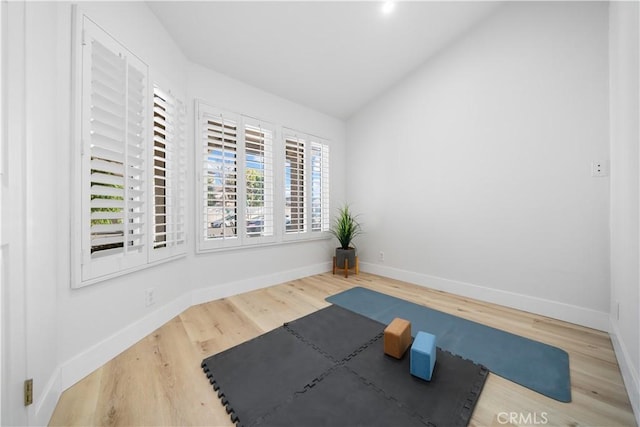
xmin=346 ymin=2 xmax=611 ymax=330
xmin=609 ymin=1 xmax=640 ymax=422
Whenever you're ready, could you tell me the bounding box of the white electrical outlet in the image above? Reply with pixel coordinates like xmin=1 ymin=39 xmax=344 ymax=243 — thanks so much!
xmin=379 ymin=251 xmax=385 ymax=262
xmin=591 ymin=161 xmax=608 ymax=177
xmin=145 ymin=288 xmax=155 ymax=307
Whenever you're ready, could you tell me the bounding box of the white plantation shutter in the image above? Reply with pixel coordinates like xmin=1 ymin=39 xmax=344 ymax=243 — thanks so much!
xmin=310 ymin=141 xmax=330 ymax=232
xmin=199 ymin=105 xmax=240 ymax=249
xmin=284 ymin=133 xmax=306 ymax=234
xmin=244 ymin=118 xmax=274 ymax=242
xmin=80 ymin=17 xmax=149 ymax=282
xmin=150 ymin=86 xmax=186 ymax=260
xmin=195 ymin=101 xmax=331 ymax=252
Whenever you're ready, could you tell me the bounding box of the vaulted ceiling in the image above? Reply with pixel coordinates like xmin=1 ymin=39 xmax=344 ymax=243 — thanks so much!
xmin=147 ymin=1 xmax=502 ymax=119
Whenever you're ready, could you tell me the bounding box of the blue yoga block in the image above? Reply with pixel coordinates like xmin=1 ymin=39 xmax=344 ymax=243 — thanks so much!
xmin=410 ymin=331 xmax=437 ymax=381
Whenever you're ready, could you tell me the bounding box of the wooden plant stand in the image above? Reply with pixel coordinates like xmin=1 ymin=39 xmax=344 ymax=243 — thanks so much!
xmin=332 ymin=255 xmax=359 ymax=278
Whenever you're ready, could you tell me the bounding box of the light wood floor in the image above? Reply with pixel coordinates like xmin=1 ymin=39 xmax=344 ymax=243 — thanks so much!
xmin=49 ymin=272 xmax=637 ymax=427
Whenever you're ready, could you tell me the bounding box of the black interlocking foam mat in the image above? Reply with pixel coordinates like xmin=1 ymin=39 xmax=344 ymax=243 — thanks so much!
xmin=284 ymin=304 xmax=385 ymax=362
xmin=201 ymin=327 xmax=334 ymax=424
xmin=201 ymin=305 xmax=488 ymax=427
xmin=345 ymin=337 xmax=487 ymax=426
xmin=256 ymin=366 xmax=428 ymax=427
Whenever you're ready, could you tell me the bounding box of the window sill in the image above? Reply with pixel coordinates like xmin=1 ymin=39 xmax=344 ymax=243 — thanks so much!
xmin=195 ymin=233 xmax=332 ymax=255
xmin=73 ymin=252 xmax=187 ymax=289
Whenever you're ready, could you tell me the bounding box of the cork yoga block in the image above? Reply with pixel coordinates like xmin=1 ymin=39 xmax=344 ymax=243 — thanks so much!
xmin=383 ymin=317 xmax=412 ymax=359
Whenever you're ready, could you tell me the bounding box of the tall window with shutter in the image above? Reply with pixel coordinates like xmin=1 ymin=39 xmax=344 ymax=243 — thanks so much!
xmin=244 ymin=119 xmax=274 ymax=241
xmin=200 ymin=106 xmax=240 ymax=248
xmin=74 ymin=12 xmax=188 ymax=287
xmin=284 ymin=134 xmax=306 ymax=234
xmin=78 ymin=16 xmax=149 ymax=284
xmin=150 ymin=86 xmax=186 ymax=261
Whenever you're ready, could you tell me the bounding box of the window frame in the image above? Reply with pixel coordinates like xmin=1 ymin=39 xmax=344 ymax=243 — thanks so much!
xmin=71 ymin=8 xmax=188 ymax=288
xmin=74 ymin=14 xmax=150 ymax=286
xmin=195 ymin=101 xmax=331 ymax=253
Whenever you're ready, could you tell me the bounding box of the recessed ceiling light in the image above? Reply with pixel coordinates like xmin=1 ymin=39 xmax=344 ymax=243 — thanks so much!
xmin=381 ymin=1 xmax=395 ymax=15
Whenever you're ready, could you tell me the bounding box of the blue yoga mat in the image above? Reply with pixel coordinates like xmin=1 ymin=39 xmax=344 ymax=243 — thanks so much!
xmin=326 ymin=287 xmax=571 ymax=402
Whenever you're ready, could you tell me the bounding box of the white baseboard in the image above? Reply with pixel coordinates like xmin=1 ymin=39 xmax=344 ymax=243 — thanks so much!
xmin=609 ymin=317 xmax=640 ymax=425
xmin=40 ymin=261 xmax=333 ymax=426
xmin=360 ymin=262 xmax=610 ymax=331
xmin=58 ymin=292 xmax=192 ymax=391
xmin=32 ymin=293 xmax=191 ymax=426
xmin=191 ymin=262 xmax=332 ymax=306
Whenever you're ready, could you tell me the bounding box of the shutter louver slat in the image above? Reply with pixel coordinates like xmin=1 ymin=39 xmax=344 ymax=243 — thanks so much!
xmin=90 ymin=247 xmax=124 ymax=259
xmin=90 ymin=158 xmax=123 ymax=176
xmin=91 ymin=184 xmax=124 ymax=198
xmin=91 ymin=211 xmax=124 ymax=221
xmin=91 ymin=223 xmax=125 ymax=234
xmin=91 ymin=78 xmax=124 ymax=109
xmin=91 ymin=198 xmax=124 ymax=209
xmin=90 ymin=132 xmax=124 ymax=156
xmin=92 ymin=41 xmax=122 ymax=70
xmin=91 ymin=235 xmax=125 ymax=247
xmin=91 ymin=171 xmax=124 ymax=187
xmin=90 ymin=117 xmax=124 ymax=143
xmin=91 ymin=146 xmax=124 ymax=164
xmin=91 ymin=61 xmax=121 ymax=88
xmin=90 ymin=97 xmax=125 ymax=126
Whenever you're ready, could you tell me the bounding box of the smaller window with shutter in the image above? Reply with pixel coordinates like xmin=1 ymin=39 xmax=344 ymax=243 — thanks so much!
xmin=283 ymin=129 xmax=330 ymax=238
xmin=195 ymin=102 xmax=331 ymax=252
xmin=150 ymin=85 xmax=186 ymax=261
xmin=310 ymin=141 xmax=330 ymax=232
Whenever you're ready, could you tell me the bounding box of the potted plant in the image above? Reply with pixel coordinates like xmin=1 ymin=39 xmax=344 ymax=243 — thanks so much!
xmin=330 ymin=205 xmax=362 ymax=271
